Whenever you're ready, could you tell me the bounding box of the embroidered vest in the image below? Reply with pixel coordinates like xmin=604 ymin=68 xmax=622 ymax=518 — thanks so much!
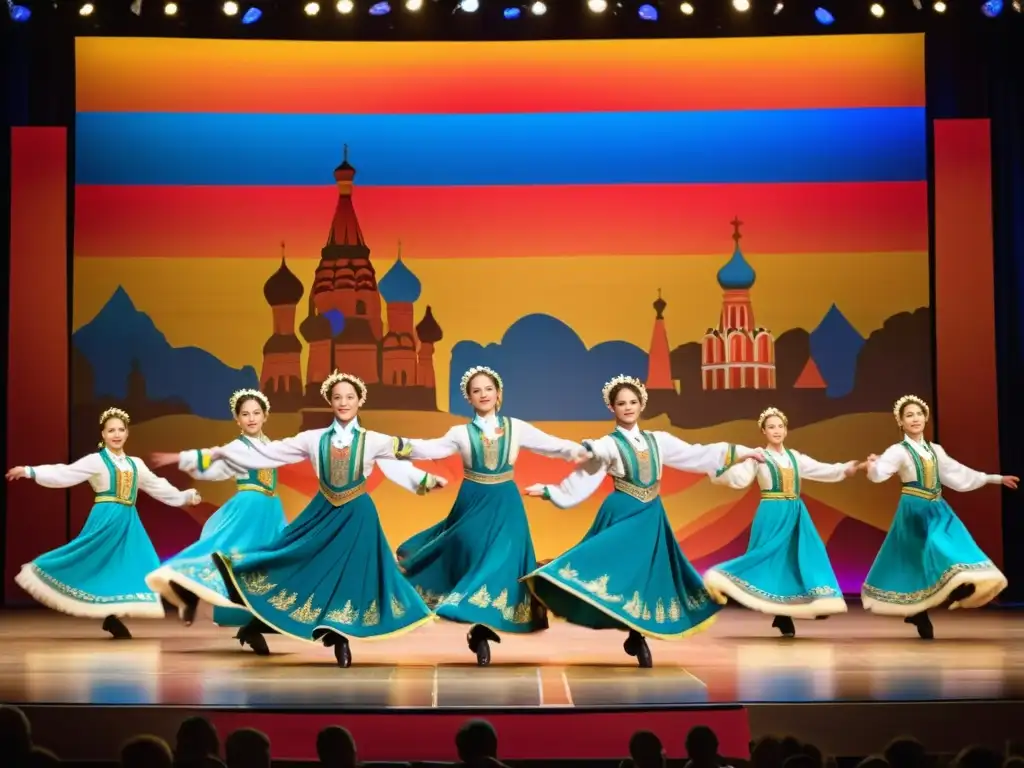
xmin=233 ymin=435 xmax=278 ymax=496
xmin=95 ymin=451 xmax=138 ymax=506
xmin=317 ymin=428 xmax=367 ymax=507
xmin=609 ymin=430 xmax=661 ymax=502
xmin=900 ymin=440 xmax=941 ymax=500
xmin=761 ymin=448 xmax=801 ymax=500
xmin=464 ymin=417 xmax=514 ymax=484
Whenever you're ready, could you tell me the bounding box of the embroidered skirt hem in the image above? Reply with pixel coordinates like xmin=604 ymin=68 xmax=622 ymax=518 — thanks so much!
xmin=145 ymin=564 xmax=239 ymax=613
xmin=862 ymin=566 xmax=1007 ymax=616
xmin=16 ymin=565 xmax=165 ymax=619
xmin=703 ymin=569 xmax=848 ymax=618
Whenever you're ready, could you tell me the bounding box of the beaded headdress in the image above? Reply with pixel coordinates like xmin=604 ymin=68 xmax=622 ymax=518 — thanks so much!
xmin=320 ymin=370 xmax=368 ymax=406
xmin=893 ymin=394 xmax=929 ymax=423
xmin=757 ymin=407 xmax=788 ymax=430
xmin=460 ymin=366 xmax=504 ymax=401
xmin=229 ymin=389 xmax=270 ymax=415
xmin=99 ymin=407 xmax=130 ymax=426
xmin=601 ymin=374 xmax=648 ymax=412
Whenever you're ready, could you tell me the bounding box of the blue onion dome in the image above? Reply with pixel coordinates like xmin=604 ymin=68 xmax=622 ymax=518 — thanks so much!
xmin=378 ymin=244 xmax=422 ymax=304
xmin=716 ymin=217 xmax=756 ymax=290
xmin=264 ymin=244 xmax=304 ymax=306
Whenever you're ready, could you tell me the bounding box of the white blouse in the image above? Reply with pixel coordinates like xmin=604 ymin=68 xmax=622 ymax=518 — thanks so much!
xmin=867 ymin=435 xmax=1002 ymax=492
xmin=406 ymin=416 xmax=584 ymax=465
xmin=209 ymin=418 xmax=439 ymax=494
xmin=27 ymin=449 xmax=198 ymax=507
xmin=178 ymin=435 xmax=272 ymax=482
xmin=530 ymin=425 xmax=749 ymax=509
xmin=712 ymin=447 xmax=855 ymax=490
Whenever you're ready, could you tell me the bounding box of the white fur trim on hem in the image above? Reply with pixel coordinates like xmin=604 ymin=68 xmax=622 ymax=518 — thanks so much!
xmin=15 ymin=566 xmax=165 ymax=619
xmin=861 ymin=567 xmax=1007 ymax=616
xmin=145 ymin=565 xmax=238 ymax=613
xmin=704 ymin=568 xmax=849 ymax=619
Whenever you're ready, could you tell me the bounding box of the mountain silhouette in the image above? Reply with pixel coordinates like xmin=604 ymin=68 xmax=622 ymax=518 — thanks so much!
xmin=73 ymin=287 xmax=259 ymax=420
xmin=808 ymin=304 xmax=865 ymax=398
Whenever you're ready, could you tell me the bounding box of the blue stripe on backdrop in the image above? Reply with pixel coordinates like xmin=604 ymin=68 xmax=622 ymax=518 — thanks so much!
xmin=75 ymin=108 xmax=926 ymax=187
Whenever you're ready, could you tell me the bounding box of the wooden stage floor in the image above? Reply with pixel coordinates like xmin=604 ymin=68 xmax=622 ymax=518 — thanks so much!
xmin=2 ymin=605 xmax=1023 ymax=758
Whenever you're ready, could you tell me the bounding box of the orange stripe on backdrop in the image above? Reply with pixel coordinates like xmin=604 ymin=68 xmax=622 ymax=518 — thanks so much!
xmin=933 ymin=119 xmax=1002 ymax=565
xmin=74 ymin=182 xmax=929 ymax=260
xmin=6 ymin=128 xmax=69 ymax=604
xmin=75 ymin=35 xmax=925 ymax=114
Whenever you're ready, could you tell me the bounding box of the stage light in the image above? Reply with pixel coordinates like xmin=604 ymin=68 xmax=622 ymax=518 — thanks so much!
xmin=404 ymin=0 xmax=422 ymax=9
xmin=1013 ymin=0 xmax=1022 ymax=11
xmin=680 ymin=2 xmax=694 ymax=14
xmin=223 ymin=1 xmax=239 ymax=15
xmin=504 ymin=6 xmax=522 ymax=17
xmin=814 ymin=6 xmax=834 ymax=22
xmin=79 ymin=3 xmax=95 ymax=15
xmin=933 ymin=0 xmax=946 ymax=9
xmin=981 ymin=0 xmax=1004 ymax=15
xmin=587 ymin=0 xmax=608 ymax=12
xmin=242 ymin=6 xmax=262 ymax=22
xmin=732 ymin=0 xmax=750 ymax=11
xmin=369 ymin=1 xmax=391 ymax=14
xmin=530 ymin=1 xmax=547 ymax=14
xmin=458 ymin=0 xmax=479 ymax=11
xmin=164 ymin=2 xmax=178 ymax=15
xmin=638 ymin=3 xmax=658 ymax=19
xmin=337 ymin=0 xmax=355 ymax=12
xmin=8 ymin=1 xmax=30 ymax=21
xmin=305 ymin=1 xmax=321 ymax=14
xmin=870 ymin=2 xmax=884 ymax=16
xmin=774 ymin=2 xmax=784 ymax=13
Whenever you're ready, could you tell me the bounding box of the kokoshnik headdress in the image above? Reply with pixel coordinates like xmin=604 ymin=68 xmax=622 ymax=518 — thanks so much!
xmin=229 ymin=389 xmax=271 ymax=415
xmin=601 ymin=374 xmax=648 ymax=412
xmin=757 ymin=407 xmax=788 ymax=430
xmin=893 ymin=394 xmax=929 ymax=424
xmin=460 ymin=366 xmax=504 ymax=401
xmin=99 ymin=407 xmax=130 ymax=426
xmin=320 ymin=370 xmax=368 ymax=406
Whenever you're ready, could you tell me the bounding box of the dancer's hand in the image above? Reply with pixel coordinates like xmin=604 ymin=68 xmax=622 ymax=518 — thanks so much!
xmin=6 ymin=467 xmax=28 ymax=481
xmin=150 ymin=452 xmax=178 ymax=468
xmin=738 ymin=449 xmax=765 ymax=464
xmin=524 ymin=483 xmax=548 ymax=498
xmin=866 ymin=454 xmax=879 ymax=464
xmin=1002 ymin=475 xmax=1019 ymax=490
xmin=573 ymin=448 xmax=594 ymax=464
xmin=429 ymin=474 xmax=448 ymax=490
xmin=844 ymin=462 xmax=860 ymax=477
xmin=189 ymin=490 xmax=203 ymax=506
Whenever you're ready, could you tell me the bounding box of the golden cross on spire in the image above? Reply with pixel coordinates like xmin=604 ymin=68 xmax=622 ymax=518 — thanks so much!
xmin=731 ymin=216 xmax=743 ymax=243
xmin=280 ymin=240 xmax=286 ymax=263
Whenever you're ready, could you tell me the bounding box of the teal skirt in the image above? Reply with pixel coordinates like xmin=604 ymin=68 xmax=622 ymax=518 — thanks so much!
xmin=861 ymin=493 xmax=1007 ymax=616
xmin=215 ymin=489 xmax=434 ymax=640
xmin=524 ymin=491 xmax=720 ymax=639
xmin=15 ymin=502 xmax=165 ymax=619
xmin=146 ymin=490 xmax=286 ymax=627
xmin=396 ymin=478 xmax=545 ymax=633
xmin=703 ymin=498 xmax=847 ymax=618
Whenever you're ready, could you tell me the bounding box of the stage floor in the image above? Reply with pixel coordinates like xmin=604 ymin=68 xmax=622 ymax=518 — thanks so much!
xmin=2 ymin=605 xmax=1023 ymax=708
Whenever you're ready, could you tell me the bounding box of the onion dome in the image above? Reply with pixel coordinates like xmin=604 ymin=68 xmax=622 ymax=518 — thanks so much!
xmin=716 ymin=217 xmax=756 ymax=290
xmin=378 ymin=243 xmax=422 ymax=304
xmin=653 ymin=289 xmax=667 ymax=320
xmin=262 ymin=334 xmax=303 ymax=355
xmin=300 ymin=297 xmax=333 ymax=342
xmin=415 ymin=305 xmax=443 ymax=344
xmin=263 ymin=243 xmax=304 ymax=306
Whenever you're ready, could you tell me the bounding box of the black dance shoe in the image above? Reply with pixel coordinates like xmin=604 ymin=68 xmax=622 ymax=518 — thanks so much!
xmin=313 ymin=628 xmax=352 ymax=668
xmin=624 ymin=629 xmax=653 ymax=668
xmin=772 ymin=615 xmax=796 ymax=638
xmin=236 ymin=620 xmax=271 ymax=656
xmin=904 ymin=611 xmax=934 ymax=640
xmin=102 ymin=615 xmax=132 ymax=640
xmin=170 ymin=583 xmax=200 ymax=626
xmin=467 ymin=624 xmax=501 ymax=666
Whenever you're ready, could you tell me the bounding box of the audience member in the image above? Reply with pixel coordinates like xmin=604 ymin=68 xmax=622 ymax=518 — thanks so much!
xmin=317 ymin=725 xmax=358 ymax=768
xmin=24 ymin=747 xmax=60 ymax=767
xmin=885 ymin=737 xmax=928 ymax=768
xmin=857 ymin=756 xmax=890 ymax=768
xmin=0 ymin=704 xmax=33 ymax=765
xmin=225 ymin=728 xmax=271 ymax=768
xmin=952 ymin=746 xmax=1002 ymax=768
xmin=121 ymin=734 xmax=174 ymax=768
xmin=784 ymin=754 xmax=818 ymax=768
xmin=175 ymin=715 xmax=220 ymax=767
xmin=455 ymin=719 xmax=500 ymax=767
xmin=630 ymin=730 xmax=666 ymax=768
xmin=780 ymin=737 xmax=804 ymax=763
xmin=685 ymin=725 xmax=730 ymax=768
xmin=751 ymin=736 xmax=784 ymax=768
xmin=802 ymin=742 xmax=824 ymax=768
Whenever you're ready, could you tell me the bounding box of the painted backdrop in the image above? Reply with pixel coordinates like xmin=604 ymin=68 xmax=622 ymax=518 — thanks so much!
xmin=69 ymin=34 xmax=934 ymax=591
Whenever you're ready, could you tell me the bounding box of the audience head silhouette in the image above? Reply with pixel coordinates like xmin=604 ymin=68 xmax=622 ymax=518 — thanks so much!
xmin=456 ymin=719 xmax=499 ymax=765
xmin=121 ymin=735 xmax=174 ymax=768
xmin=686 ymin=725 xmax=721 ymax=768
xmin=175 ymin=715 xmax=220 ymax=766
xmin=316 ymin=725 xmax=357 ymax=768
xmin=630 ymin=730 xmax=666 ymax=768
xmin=24 ymin=746 xmax=61 ymax=768
xmin=225 ymin=728 xmax=271 ymax=768
xmin=0 ymin=704 xmax=33 ymax=764
xmin=951 ymin=746 xmax=1002 ymax=768
xmin=856 ymin=756 xmax=891 ymax=768
xmin=885 ymin=738 xmax=927 ymax=768
xmin=751 ymin=736 xmax=784 ymax=768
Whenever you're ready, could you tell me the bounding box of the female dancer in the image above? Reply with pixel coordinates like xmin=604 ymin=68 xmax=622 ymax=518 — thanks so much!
xmin=147 ymin=389 xmax=286 ymax=654
xmin=522 ymin=375 xmax=763 ymax=667
xmin=703 ymin=407 xmax=857 ymax=638
xmin=6 ymin=407 xmax=201 ymax=639
xmin=153 ymin=371 xmax=446 ymax=666
xmin=861 ymin=394 xmax=1017 ymax=639
xmin=394 ymin=365 xmax=589 ymax=666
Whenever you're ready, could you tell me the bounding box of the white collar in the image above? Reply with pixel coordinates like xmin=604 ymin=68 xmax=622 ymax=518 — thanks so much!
xmin=616 ymin=424 xmax=643 ymax=440
xmin=333 ymin=418 xmax=360 ymax=435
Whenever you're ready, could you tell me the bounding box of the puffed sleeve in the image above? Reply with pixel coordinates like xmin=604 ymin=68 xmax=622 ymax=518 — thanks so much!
xmin=515 ymin=420 xmax=585 ymax=461
xmin=655 ymin=432 xmax=751 ymax=475
xmin=710 ymin=459 xmax=759 ymax=489
xmin=213 ymin=432 xmax=314 ymax=470
xmin=374 ymin=459 xmax=444 ymax=495
xmin=135 ymin=459 xmax=198 ymax=507
xmin=178 ymin=449 xmax=239 ymax=482
xmin=866 ymin=444 xmax=908 ymax=483
xmin=27 ymin=454 xmax=102 ymax=488
xmin=406 ymin=426 xmax=462 ymax=461
xmin=526 ymin=465 xmax=609 ymax=510
xmin=794 ymin=451 xmax=857 ymax=483
xmin=933 ymin=443 xmax=1002 ymax=492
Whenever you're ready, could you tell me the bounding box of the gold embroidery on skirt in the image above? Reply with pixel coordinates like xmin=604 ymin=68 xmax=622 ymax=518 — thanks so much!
xmin=325 ymin=600 xmax=358 ymax=625
xmin=552 ymin=564 xmax=708 ymax=624
xmin=268 ymin=589 xmax=298 ymax=611
xmin=289 ymin=595 xmax=321 ymax=624
xmin=390 ymin=596 xmax=406 ymax=618
xmin=862 ymin=560 xmax=998 ymax=605
xmin=362 ymin=600 xmax=380 ymax=626
xmin=241 ymin=572 xmax=277 ymax=596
